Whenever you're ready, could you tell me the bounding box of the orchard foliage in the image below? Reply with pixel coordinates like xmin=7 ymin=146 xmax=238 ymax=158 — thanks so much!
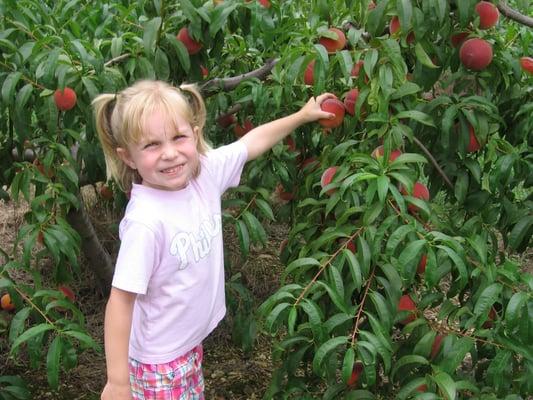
xmin=0 ymin=0 xmax=532 ymax=398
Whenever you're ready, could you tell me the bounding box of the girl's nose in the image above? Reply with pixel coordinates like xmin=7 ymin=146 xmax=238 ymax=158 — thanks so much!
xmin=161 ymin=143 xmax=179 ymax=160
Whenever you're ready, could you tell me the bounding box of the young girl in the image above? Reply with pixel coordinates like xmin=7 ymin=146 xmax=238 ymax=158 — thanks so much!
xmin=92 ymin=80 xmax=334 ymax=400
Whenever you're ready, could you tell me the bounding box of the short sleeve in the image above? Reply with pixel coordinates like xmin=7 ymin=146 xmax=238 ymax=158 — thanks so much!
xmin=202 ymin=141 xmax=248 ymax=193
xmin=112 ymin=219 xmax=159 ymax=295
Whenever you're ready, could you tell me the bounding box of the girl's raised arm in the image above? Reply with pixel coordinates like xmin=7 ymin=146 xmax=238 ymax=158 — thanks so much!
xmin=239 ymin=93 xmax=335 ymax=161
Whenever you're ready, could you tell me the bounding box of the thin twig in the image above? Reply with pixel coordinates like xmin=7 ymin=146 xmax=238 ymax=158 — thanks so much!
xmin=294 ymin=228 xmax=365 ymax=306
xmin=351 ymin=266 xmax=376 ymax=345
xmin=411 ymin=136 xmax=454 ymax=190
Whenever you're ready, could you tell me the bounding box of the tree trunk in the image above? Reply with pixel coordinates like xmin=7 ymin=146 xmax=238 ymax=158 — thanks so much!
xmin=67 ymin=198 xmax=114 ymax=297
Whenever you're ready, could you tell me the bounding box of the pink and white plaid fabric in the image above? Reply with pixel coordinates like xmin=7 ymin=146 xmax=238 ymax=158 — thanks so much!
xmin=128 ymin=345 xmax=204 ymax=399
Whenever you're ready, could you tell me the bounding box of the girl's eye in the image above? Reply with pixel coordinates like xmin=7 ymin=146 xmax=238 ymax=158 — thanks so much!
xmin=143 ymin=142 xmax=157 ymax=149
xmin=173 ymin=134 xmax=185 ymax=141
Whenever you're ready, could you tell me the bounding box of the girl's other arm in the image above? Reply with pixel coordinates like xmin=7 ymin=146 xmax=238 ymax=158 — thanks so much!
xmin=239 ymin=93 xmax=335 ymax=161
xmin=101 ymin=287 xmax=136 ymax=400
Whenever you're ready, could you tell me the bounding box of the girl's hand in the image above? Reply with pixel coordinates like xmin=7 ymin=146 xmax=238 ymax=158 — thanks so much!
xmin=101 ymin=382 xmax=133 ymax=400
xmin=298 ymin=93 xmax=337 ymax=123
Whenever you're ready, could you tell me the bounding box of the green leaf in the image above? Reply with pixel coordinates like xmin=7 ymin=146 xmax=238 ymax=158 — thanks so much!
xmin=2 ymin=72 xmax=22 ymax=106
xmin=46 ymin=336 xmax=62 ymax=389
xmin=508 ymin=216 xmax=533 ymax=252
xmin=154 ymin=48 xmax=170 ymax=80
xmin=398 ymin=239 xmax=426 ymax=279
xmin=254 ymin=198 xmax=275 ymax=221
xmin=242 ymin=211 xmax=267 ymax=245
xmin=110 ymin=37 xmax=123 ymax=59
xmin=505 ymin=292 xmax=528 ymax=330
xmin=376 ymin=175 xmax=389 ymax=204
xmin=235 ymin=220 xmax=250 ymax=258
xmin=143 ymin=17 xmax=162 ymax=56
xmin=431 ymin=370 xmax=456 ymax=400
xmin=312 ymin=336 xmax=349 ymax=375
xmin=342 ymin=347 xmax=356 ymax=384
xmin=414 ymin=42 xmax=439 ymax=69
xmin=386 ymin=225 xmax=414 ymax=255
xmin=474 ymin=283 xmax=502 ymax=316
xmin=395 ymin=110 xmax=435 ymax=127
xmin=8 ymin=307 xmax=31 ymax=344
xmin=437 ymin=245 xmax=468 ymax=290
xmin=397 ymin=0 xmax=413 ymax=33
xmin=265 ymin=302 xmax=291 ymax=333
xmin=343 ymin=249 xmax=362 ymax=292
xmin=315 ymin=280 xmax=350 ymax=314
xmin=15 ymin=83 xmax=34 ymax=111
xmin=11 ymin=323 xmax=54 ymax=353
xmin=63 ymin=330 xmax=101 ymax=350
xmin=390 ymin=354 xmax=429 ymax=381
xmin=165 ymin=33 xmax=190 ymax=72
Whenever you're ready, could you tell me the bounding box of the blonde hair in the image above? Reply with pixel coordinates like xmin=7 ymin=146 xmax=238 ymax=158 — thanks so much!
xmin=92 ymin=80 xmax=210 ymax=192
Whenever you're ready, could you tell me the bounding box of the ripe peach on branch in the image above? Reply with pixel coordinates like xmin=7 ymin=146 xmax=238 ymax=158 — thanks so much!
xmin=318 ymin=27 xmax=346 ymax=54
xmin=318 ymin=97 xmax=345 ymax=128
xmin=475 ymin=1 xmax=500 ymax=29
xmin=177 ymin=26 xmax=203 ymax=55
xmin=459 ymin=38 xmax=493 ymax=71
xmin=54 ymin=87 xmax=77 ymax=111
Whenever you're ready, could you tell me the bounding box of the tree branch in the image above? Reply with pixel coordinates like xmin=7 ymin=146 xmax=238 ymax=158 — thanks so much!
xmin=411 ymin=136 xmax=454 ymax=190
xmin=200 ymin=58 xmax=279 ymax=97
xmin=497 ymin=0 xmax=533 ymax=28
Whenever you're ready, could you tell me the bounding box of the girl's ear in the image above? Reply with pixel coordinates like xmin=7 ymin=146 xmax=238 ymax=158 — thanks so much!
xmin=116 ymin=147 xmax=136 ymax=169
xmin=193 ymin=126 xmax=200 ymax=145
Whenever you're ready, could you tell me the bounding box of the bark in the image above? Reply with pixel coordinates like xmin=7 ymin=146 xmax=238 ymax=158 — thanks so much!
xmin=200 ymin=58 xmax=279 ymax=97
xmin=67 ymin=198 xmax=114 ymax=297
xmin=497 ymin=1 xmax=533 ymax=28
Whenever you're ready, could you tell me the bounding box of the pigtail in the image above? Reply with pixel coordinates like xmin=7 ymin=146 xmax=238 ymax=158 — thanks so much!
xmin=179 ymin=84 xmax=211 ymax=153
xmin=92 ymin=93 xmax=138 ymax=192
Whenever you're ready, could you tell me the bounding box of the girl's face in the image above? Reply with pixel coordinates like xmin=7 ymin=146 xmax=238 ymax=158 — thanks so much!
xmin=118 ymin=111 xmax=199 ymax=191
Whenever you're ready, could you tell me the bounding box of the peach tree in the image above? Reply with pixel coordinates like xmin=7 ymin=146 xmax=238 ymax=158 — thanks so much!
xmin=0 ymin=0 xmax=531 ymax=398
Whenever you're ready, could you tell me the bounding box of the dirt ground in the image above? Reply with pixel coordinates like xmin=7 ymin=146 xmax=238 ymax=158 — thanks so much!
xmin=0 ymin=187 xmax=288 ymax=399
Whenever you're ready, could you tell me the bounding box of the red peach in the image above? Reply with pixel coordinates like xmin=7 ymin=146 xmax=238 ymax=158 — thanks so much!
xmin=320 ymin=166 xmax=338 ymax=195
xmin=482 ymin=307 xmax=497 ymax=328
xmin=319 ymin=98 xmax=345 ymax=128
xmin=54 ymin=87 xmax=77 ymax=111
xmin=318 ymin=27 xmax=346 ymax=54
xmin=451 ymin=32 xmax=469 ymax=48
xmin=304 ymin=60 xmax=315 ymax=85
xmin=418 ymin=254 xmax=427 ymax=274
xmin=58 ymin=285 xmax=76 ymax=302
xmin=401 ymin=182 xmax=430 ymax=214
xmin=398 ymin=294 xmax=417 ymax=325
xmin=347 ymin=362 xmax=363 ymax=387
xmin=475 ymin=1 xmax=499 ymax=29
xmin=459 ymin=38 xmax=493 ymax=71
xmin=233 ymin=119 xmax=254 ymax=137
xmin=520 ymin=57 xmax=533 ymax=75
xmin=371 ymin=145 xmax=402 ymax=162
xmin=1 ymin=293 xmax=15 ymax=312
xmin=217 ymin=113 xmax=237 ymax=128
xmin=389 ymin=16 xmax=401 ymax=35
xmin=430 ymin=334 xmax=444 ymax=359
xmin=343 ymin=89 xmax=360 ymax=117
xmin=177 ymin=27 xmax=203 ymax=55
xmin=467 ymin=125 xmax=481 ymax=152
xmin=258 ymin=0 xmax=271 ymax=7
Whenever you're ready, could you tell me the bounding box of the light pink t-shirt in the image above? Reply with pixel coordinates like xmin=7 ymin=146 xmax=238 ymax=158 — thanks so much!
xmin=112 ymin=141 xmax=248 ymax=364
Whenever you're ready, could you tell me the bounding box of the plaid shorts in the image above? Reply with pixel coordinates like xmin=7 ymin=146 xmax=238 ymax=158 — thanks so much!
xmin=129 ymin=345 xmax=204 ymax=400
